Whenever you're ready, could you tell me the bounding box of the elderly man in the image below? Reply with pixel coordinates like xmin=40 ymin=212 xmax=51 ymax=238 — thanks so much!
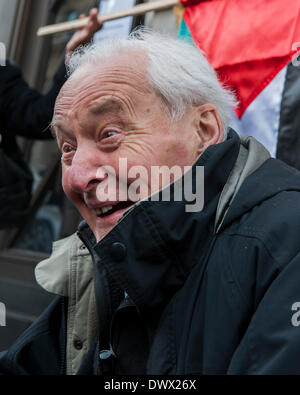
xmin=1 ymin=29 xmax=300 ymax=375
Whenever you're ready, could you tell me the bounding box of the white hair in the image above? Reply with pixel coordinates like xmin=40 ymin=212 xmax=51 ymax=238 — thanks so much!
xmin=67 ymin=28 xmax=237 ymax=138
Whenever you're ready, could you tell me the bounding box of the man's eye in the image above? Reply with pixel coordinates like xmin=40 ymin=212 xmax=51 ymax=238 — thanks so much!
xmin=62 ymin=143 xmax=75 ymax=153
xmin=102 ymin=130 xmax=117 ymax=139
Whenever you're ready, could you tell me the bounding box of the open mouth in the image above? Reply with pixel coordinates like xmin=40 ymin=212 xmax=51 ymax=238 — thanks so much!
xmin=94 ymin=201 xmax=134 ymax=218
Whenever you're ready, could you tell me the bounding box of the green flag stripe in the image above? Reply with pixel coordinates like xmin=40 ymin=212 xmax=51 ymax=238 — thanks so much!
xmin=178 ymin=18 xmax=194 ymax=46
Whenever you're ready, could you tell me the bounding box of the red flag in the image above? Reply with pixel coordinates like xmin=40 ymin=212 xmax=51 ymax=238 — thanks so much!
xmin=181 ymin=0 xmax=209 ymax=5
xmin=182 ymin=0 xmax=300 ymax=117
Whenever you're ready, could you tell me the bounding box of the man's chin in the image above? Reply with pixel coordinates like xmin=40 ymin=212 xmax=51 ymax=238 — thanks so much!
xmin=91 ymin=205 xmax=133 ymax=242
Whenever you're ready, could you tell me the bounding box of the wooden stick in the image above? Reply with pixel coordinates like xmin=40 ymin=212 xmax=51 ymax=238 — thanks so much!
xmin=37 ymin=0 xmax=179 ymax=37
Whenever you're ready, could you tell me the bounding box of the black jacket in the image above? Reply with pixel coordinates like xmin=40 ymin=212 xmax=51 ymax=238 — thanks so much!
xmin=0 ymin=59 xmax=66 ymax=141
xmin=1 ymin=130 xmax=300 ymax=375
xmin=0 ymin=60 xmax=67 ymax=228
xmin=277 ymin=61 xmax=300 ymax=171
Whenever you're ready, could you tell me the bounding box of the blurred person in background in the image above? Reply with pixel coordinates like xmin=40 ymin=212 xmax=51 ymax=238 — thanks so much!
xmin=0 ymin=8 xmax=102 ymax=229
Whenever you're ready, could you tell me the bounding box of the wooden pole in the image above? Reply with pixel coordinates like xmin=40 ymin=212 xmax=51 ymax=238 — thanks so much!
xmin=37 ymin=0 xmax=179 ymax=37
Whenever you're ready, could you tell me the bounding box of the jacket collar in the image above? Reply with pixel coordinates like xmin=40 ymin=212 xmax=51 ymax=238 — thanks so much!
xmin=35 ymin=233 xmax=92 ymax=297
xmin=78 ymin=129 xmax=241 ymax=313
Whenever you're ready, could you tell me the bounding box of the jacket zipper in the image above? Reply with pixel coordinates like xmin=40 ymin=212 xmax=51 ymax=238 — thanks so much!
xmin=76 ymin=231 xmax=113 ymax=375
xmin=97 ymin=287 xmax=118 ymax=374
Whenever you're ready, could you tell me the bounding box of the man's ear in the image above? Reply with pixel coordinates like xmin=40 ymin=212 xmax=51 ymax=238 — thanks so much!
xmin=193 ymin=104 xmax=224 ymax=155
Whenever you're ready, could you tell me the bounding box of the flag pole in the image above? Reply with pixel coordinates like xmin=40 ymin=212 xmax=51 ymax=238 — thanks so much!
xmin=37 ymin=0 xmax=179 ymax=37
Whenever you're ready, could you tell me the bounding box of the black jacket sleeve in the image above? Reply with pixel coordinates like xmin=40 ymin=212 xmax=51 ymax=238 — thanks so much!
xmin=0 ymin=59 xmax=67 ymax=140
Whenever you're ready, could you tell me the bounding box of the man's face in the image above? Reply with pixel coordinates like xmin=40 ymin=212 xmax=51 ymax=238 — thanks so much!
xmin=53 ymin=53 xmax=221 ymax=241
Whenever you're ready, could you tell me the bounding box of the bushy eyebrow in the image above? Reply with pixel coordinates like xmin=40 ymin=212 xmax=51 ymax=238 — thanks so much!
xmin=87 ymin=100 xmax=124 ymax=116
xmin=51 ymin=121 xmax=75 ymax=143
xmin=51 ymin=99 xmax=124 ymax=141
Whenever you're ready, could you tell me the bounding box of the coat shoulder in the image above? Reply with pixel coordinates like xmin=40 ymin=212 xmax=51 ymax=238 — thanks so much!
xmin=225 ymin=188 xmax=300 ymax=269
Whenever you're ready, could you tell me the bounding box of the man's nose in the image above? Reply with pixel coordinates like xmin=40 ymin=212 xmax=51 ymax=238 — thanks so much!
xmin=67 ymin=147 xmax=105 ymax=194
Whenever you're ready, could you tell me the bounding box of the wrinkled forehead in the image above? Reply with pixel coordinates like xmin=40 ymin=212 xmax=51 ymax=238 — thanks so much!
xmin=54 ymin=51 xmax=150 ymax=120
